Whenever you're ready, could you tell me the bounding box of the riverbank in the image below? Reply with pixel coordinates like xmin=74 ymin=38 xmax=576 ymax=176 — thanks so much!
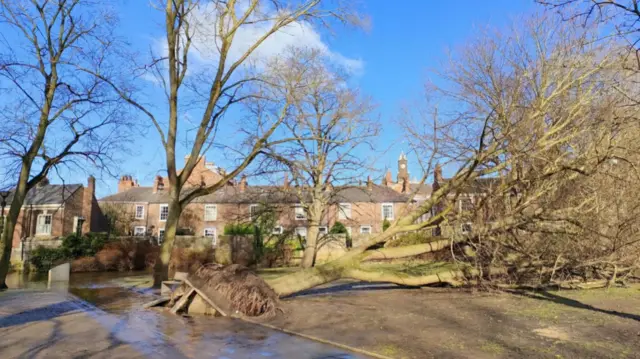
xmin=269 ymin=281 xmax=640 ymax=358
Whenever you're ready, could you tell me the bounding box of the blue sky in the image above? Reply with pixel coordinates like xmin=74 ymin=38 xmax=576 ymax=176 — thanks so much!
xmin=84 ymin=0 xmax=536 ymax=196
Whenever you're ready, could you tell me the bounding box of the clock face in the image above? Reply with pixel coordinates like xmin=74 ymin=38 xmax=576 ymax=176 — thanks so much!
xmin=400 ymin=164 xmax=406 ymax=169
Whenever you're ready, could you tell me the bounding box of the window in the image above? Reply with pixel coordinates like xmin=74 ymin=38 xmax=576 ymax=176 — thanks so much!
xmin=294 ymin=205 xmax=306 ymax=220
xmin=461 ymin=223 xmax=472 ymax=234
xmin=295 ymin=227 xmax=307 ymax=238
xmin=204 ymin=227 xmax=217 ymax=246
xmin=382 ymin=203 xmax=394 ymax=220
xmin=134 ymin=226 xmax=146 ymax=236
xmin=360 ymin=225 xmax=372 ymax=234
xmin=135 ymin=205 xmax=145 ymax=219
xmin=272 ymin=226 xmax=283 ymax=235
xmin=159 ymin=204 xmax=169 ymax=221
xmin=36 ymin=214 xmax=52 ymax=235
xmin=338 ymin=203 xmax=351 ymax=220
xmin=72 ymin=216 xmax=84 ymax=234
xmin=318 ymin=226 xmax=328 ymax=234
xmin=459 ymin=198 xmax=474 ymax=212
xmin=158 ymin=229 xmax=165 ymax=244
xmin=204 ymin=204 xmax=217 ymax=221
xmin=249 ymin=204 xmax=259 ymax=221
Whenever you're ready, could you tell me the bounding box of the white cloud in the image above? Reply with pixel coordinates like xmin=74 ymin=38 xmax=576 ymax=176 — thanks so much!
xmin=150 ymin=3 xmax=363 ymax=78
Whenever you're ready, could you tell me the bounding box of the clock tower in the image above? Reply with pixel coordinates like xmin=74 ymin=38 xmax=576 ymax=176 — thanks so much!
xmin=398 ymin=151 xmax=408 ymax=182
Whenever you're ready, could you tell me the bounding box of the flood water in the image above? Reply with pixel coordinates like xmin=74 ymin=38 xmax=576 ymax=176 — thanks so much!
xmin=5 ymin=271 xmax=367 ymax=359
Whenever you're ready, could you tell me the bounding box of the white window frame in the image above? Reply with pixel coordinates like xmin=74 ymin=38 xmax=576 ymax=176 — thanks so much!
xmin=318 ymin=226 xmax=328 ymax=234
xmin=204 ymin=227 xmax=217 ymax=245
xmin=249 ymin=204 xmax=259 ymax=221
xmin=360 ymin=225 xmax=372 ymax=234
xmin=158 ymin=229 xmax=165 ymax=244
xmin=294 ymin=204 xmax=306 ymax=220
xmin=295 ymin=227 xmax=307 ymax=238
xmin=338 ymin=203 xmax=352 ymax=220
xmin=36 ymin=214 xmax=53 ymax=235
xmin=272 ymin=226 xmax=283 ymax=235
xmin=381 ymin=203 xmax=394 ymax=220
xmin=135 ymin=205 xmax=145 ymax=220
xmin=204 ymin=204 xmax=217 ymax=221
xmin=159 ymin=204 xmax=169 ymax=222
xmin=134 ymin=226 xmax=146 ymax=236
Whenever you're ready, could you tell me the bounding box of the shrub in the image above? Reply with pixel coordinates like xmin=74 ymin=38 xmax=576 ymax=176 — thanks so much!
xmin=71 ymin=257 xmax=100 ymax=272
xmin=29 ymin=246 xmax=68 ymax=272
xmin=224 ymin=223 xmax=255 ymax=235
xmin=382 ymin=219 xmax=391 ymax=232
xmin=330 ymin=221 xmax=348 ymax=234
xmin=59 ymin=233 xmax=108 ymax=258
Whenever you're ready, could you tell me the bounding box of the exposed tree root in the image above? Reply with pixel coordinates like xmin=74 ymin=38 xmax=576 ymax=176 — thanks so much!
xmin=192 ymin=264 xmax=280 ymax=318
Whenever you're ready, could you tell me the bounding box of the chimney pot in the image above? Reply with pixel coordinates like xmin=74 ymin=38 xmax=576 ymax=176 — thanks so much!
xmin=283 ymin=173 xmax=289 ymax=189
xmin=239 ymin=175 xmax=247 ymax=192
xmin=367 ymin=176 xmax=373 ymax=191
xmin=383 ymin=170 xmax=392 ymax=186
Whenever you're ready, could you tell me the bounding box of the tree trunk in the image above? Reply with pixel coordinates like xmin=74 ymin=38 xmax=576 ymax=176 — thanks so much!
xmin=0 ymin=162 xmax=33 ymax=289
xmin=153 ymin=197 xmax=181 ymax=287
xmin=300 ymin=201 xmax=323 ymax=268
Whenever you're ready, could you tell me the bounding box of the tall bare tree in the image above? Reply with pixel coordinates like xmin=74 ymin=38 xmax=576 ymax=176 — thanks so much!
xmin=85 ymin=0 xmax=360 ymax=285
xmin=0 ymin=0 xmax=131 ymax=289
xmin=264 ymin=47 xmax=378 ymax=268
xmin=260 ymin=13 xmax=640 ymax=296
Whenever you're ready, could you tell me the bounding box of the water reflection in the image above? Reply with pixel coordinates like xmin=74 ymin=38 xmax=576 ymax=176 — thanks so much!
xmin=6 ymin=271 xmax=367 ymax=359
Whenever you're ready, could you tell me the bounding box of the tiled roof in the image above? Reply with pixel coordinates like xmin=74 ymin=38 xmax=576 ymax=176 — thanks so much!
xmin=6 ymin=184 xmax=82 ymax=206
xmin=99 ymin=183 xmax=409 ymax=204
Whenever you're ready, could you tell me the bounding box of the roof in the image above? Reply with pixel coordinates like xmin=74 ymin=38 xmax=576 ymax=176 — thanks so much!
xmin=6 ymin=184 xmax=82 ymax=206
xmin=99 ymin=183 xmax=409 ymax=204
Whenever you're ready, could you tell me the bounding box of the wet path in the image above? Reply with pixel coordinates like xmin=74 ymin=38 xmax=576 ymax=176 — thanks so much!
xmin=2 ymin=272 xmax=369 ymax=358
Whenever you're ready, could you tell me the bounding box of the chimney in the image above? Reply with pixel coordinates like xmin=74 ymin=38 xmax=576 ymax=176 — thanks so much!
xmin=82 ymin=176 xmax=95 ymax=233
xmin=283 ymin=173 xmax=289 ymax=189
xmin=117 ymin=175 xmax=136 ymax=193
xmin=402 ymin=176 xmax=410 ymax=193
xmin=367 ymin=176 xmax=373 ymax=191
xmin=239 ymin=175 xmax=247 ymax=192
xmin=383 ymin=170 xmax=392 ymax=186
xmin=434 ymin=163 xmax=444 ymax=184
xmin=152 ymin=175 xmax=165 ymax=194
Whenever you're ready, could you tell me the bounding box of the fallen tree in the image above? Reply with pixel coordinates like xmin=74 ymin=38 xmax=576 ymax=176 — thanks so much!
xmin=259 ymin=13 xmax=640 ymax=298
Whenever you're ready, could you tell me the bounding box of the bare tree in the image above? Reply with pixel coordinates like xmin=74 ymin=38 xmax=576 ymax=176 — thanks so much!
xmin=83 ymin=0 xmax=361 ymax=285
xmin=258 ymin=13 xmax=640 ymax=296
xmin=262 ymin=47 xmax=378 ymax=268
xmin=0 ymin=0 xmax=131 ymax=289
xmin=538 ymin=0 xmax=640 ymax=66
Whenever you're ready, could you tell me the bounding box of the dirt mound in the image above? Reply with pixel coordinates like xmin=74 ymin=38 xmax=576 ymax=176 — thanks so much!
xmin=190 ymin=264 xmax=279 ymax=318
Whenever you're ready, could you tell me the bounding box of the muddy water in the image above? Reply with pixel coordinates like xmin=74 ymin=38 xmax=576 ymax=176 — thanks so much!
xmin=6 ymin=271 xmax=367 ymax=358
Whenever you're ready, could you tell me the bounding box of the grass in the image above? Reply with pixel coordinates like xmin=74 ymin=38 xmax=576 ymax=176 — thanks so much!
xmin=480 ymin=340 xmax=505 ymax=355
xmin=256 ymin=267 xmax=300 ymax=281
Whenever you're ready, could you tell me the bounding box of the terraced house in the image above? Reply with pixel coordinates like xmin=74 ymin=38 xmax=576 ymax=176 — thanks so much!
xmin=99 ymin=156 xmax=410 ymax=245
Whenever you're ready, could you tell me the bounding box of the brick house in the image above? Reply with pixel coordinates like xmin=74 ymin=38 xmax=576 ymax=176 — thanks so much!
xmin=430 ymin=164 xmax=501 ymax=236
xmin=4 ymin=176 xmax=107 ymax=261
xmin=99 ymin=156 xmax=410 ymax=245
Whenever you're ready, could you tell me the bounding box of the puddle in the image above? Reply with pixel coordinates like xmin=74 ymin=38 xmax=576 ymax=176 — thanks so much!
xmin=5 ymin=271 xmax=368 ymax=358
